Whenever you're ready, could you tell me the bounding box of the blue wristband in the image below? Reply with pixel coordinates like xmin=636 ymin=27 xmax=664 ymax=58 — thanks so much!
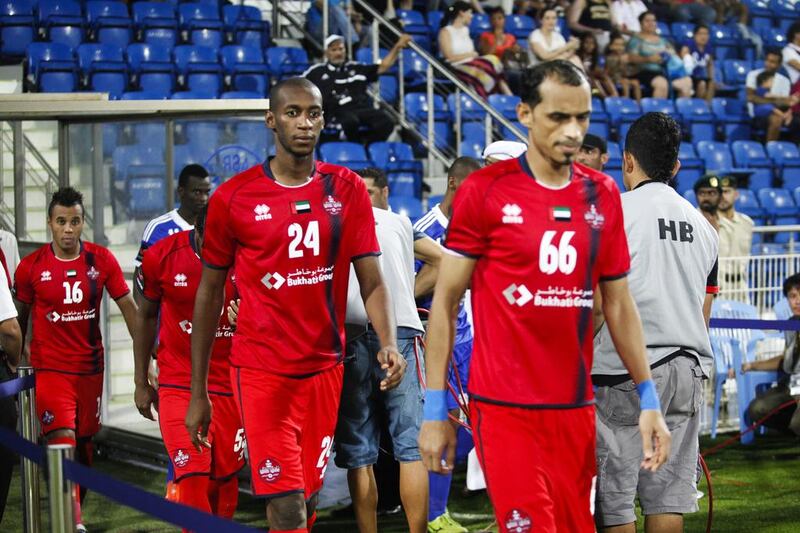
xmin=636 ymin=379 xmax=661 ymax=411
xmin=423 ymin=389 xmax=449 ymax=421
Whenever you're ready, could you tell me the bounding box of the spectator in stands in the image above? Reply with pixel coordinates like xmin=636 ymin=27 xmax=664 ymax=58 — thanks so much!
xmin=627 ymin=11 xmax=693 ymax=98
xmin=694 ymin=173 xmax=722 ymax=231
xmin=782 ymin=21 xmax=800 ymax=86
xmin=478 ymin=8 xmax=516 ymax=59
xmin=513 ymin=0 xmax=546 ymax=19
xmin=672 ymin=0 xmax=716 ymax=26
xmin=745 ymin=49 xmax=798 ymax=142
xmin=605 ymin=32 xmax=642 ymax=100
xmin=428 ymin=0 xmax=485 ymax=14
xmin=680 ymin=24 xmax=715 ymax=101
xmin=742 ymin=273 xmax=800 ymax=436
xmin=307 ymin=0 xmax=364 ymax=48
xmin=304 ymin=33 xmax=412 ymax=145
xmin=611 ymin=0 xmax=648 ymax=37
xmin=439 ymin=2 xmax=513 ymax=99
xmin=576 ymin=132 xmax=609 ymax=171
xmin=568 ymin=0 xmax=614 ymax=52
xmin=717 ymin=175 xmax=754 ymax=301
xmin=579 ymin=32 xmax=617 ymax=96
xmin=528 ymin=8 xmax=582 ymax=68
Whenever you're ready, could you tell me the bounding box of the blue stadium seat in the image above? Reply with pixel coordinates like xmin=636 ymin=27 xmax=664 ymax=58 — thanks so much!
xmin=772 ymin=216 xmax=800 ymax=243
xmin=758 ymin=187 xmax=797 ymax=217
xmin=696 ymin=140 xmax=737 ymax=172
xmin=501 ymin=121 xmax=525 ymax=140
xmin=427 ymin=11 xmax=443 ymax=35
xmin=132 ymin=2 xmax=178 ymax=48
xmin=655 ymin=21 xmax=671 ymax=39
xmin=404 ymin=92 xmax=449 ymax=122
xmin=670 ymin=22 xmax=694 ymax=45
xmin=171 ymin=90 xmax=216 ymax=99
xmin=641 ymin=97 xmax=678 ymax=119
xmin=77 ymin=43 xmax=128 ymax=99
xmin=390 ymin=195 xmax=423 ymax=222
xmin=396 ymin=9 xmax=430 ymax=46
xmin=732 ymin=140 xmax=774 ymax=190
xmin=587 ymin=121 xmax=610 ymax=140
xmin=220 ymin=90 xmax=262 ymax=99
xmin=461 ymin=121 xmax=486 ymax=143
xmin=173 ymin=143 xmax=205 ymax=177
xmin=233 ymin=120 xmax=269 ymax=160
xmin=179 ymin=3 xmax=223 ymax=49
xmin=447 ymin=92 xmax=486 ymax=122
xmin=368 ymin=141 xmax=422 ymax=180
xmin=127 ymin=43 xmax=175 ymax=98
xmin=86 ymin=1 xmax=133 ymax=48
xmin=174 ymin=45 xmax=222 ymax=97
xmin=223 ymin=5 xmax=268 ymax=49
xmin=675 ymin=142 xmax=704 ymax=192
xmin=760 ymin=26 xmax=787 ymax=49
xmin=604 ymin=97 xmax=641 ymax=140
xmin=461 ymin=139 xmax=484 ymax=160
xmin=735 ymin=188 xmax=765 ymax=220
xmin=487 ymin=94 xmax=521 ymax=121
xmin=770 ymin=0 xmax=800 ymax=33
xmin=121 ymin=90 xmax=168 ymax=100
xmin=220 ymin=45 xmax=268 ymax=96
xmin=683 ymin=189 xmax=698 ymax=206
xmin=26 ymin=41 xmax=78 ymax=92
xmin=112 ymin=143 xmax=164 ymax=184
xmin=744 ymin=0 xmax=773 ymax=33
xmin=319 ymin=142 xmax=373 ymax=171
xmin=711 ymin=97 xmax=751 ymax=141
xmin=0 ymin=0 xmax=36 ymax=59
xmin=266 ymin=46 xmax=310 ymax=79
xmin=766 ymin=141 xmax=800 ymax=189
xmin=37 ymin=0 xmax=84 ymax=49
xmin=379 ymin=75 xmax=398 ymax=105
xmin=468 ymin=13 xmax=491 ymax=39
xmin=605 ymin=142 xmax=622 ymax=184
xmin=132 ymin=122 xmax=166 ymax=148
xmin=722 ymin=59 xmax=751 ymax=86
xmin=401 ymin=48 xmax=428 ymax=90
xmin=183 ymin=121 xmax=220 ymax=154
xmin=127 ymin=171 xmax=167 ymax=219
xmin=710 ymin=24 xmax=739 ymax=60
xmin=505 ymin=14 xmax=535 ymax=40
xmin=794 ymin=186 xmax=800 ymax=207
xmin=675 ymin=97 xmax=715 ymax=142
xmin=356 ymin=47 xmax=394 ymax=74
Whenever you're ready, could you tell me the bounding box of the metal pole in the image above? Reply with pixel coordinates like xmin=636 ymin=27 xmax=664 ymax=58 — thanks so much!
xmin=426 ymin=63 xmax=434 ymax=181
xmin=91 ymin=124 xmax=106 ymax=246
xmin=455 ymin=89 xmax=462 ymax=157
xmin=12 ymin=121 xmax=25 ymax=239
xmin=371 ymin=20 xmax=379 ymax=62
xmin=398 ymin=51 xmax=406 ymax=121
xmin=322 ymin=0 xmax=329 ymax=45
xmin=47 ymin=444 xmax=74 ymax=533
xmin=57 ymin=121 xmax=69 ymax=188
xmin=165 ymin=119 xmax=175 ymax=211
xmin=18 ymin=366 xmax=40 ymax=533
xmin=346 ymin=0 xmax=352 ymax=61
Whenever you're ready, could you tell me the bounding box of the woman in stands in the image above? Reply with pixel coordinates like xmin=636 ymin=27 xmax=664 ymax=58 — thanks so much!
xmin=626 ymin=10 xmax=693 ymax=98
xmin=478 ymin=8 xmax=516 ymax=60
xmin=527 ymin=8 xmax=582 ymax=69
xmin=438 ymin=1 xmax=512 ymax=99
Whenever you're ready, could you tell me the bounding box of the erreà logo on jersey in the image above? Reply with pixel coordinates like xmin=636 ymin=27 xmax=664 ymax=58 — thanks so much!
xmin=179 ymin=320 xmax=192 ymax=334
xmin=41 ymin=271 xmax=52 ymax=282
xmin=258 ymin=458 xmax=281 ymax=482
xmin=502 ymin=204 xmax=523 ymax=224
xmin=173 ymin=449 xmax=190 ymax=468
xmin=504 ymin=509 xmax=532 ymax=533
xmin=254 ymin=204 xmax=272 ymax=221
xmin=174 ymin=273 xmax=188 ymax=287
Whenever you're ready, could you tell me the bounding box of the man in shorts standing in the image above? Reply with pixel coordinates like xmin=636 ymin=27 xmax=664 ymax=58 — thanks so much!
xmin=186 ymin=77 xmax=405 ymax=533
xmin=418 ymin=61 xmax=672 ymax=532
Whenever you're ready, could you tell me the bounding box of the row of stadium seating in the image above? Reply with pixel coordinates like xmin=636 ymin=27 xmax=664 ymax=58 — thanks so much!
xmin=1 ymin=1 xmax=270 ymax=59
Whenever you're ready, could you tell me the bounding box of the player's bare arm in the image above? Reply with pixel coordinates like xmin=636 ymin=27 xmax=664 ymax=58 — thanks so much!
xmin=0 ymin=316 xmax=22 ymax=371
xmin=600 ymin=276 xmax=672 ymax=472
xmin=353 ymin=255 xmax=404 ymax=391
xmin=115 ymin=293 xmax=138 ymax=339
xmin=413 ymin=236 xmax=442 ymax=298
xmin=132 ymin=266 xmax=145 ymax=307
xmin=133 ymin=297 xmax=159 ymax=420
xmin=186 ymin=265 xmax=227 ymax=450
xmin=14 ymin=300 xmax=30 ymax=365
xmin=592 ymin=289 xmax=605 ymax=336
xmin=419 ymin=252 xmax=475 ymax=475
xmin=703 ymin=293 xmax=714 ymax=328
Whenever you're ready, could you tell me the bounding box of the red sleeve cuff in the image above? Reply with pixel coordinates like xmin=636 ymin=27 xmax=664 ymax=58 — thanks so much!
xmin=706 ymin=286 xmax=720 ymax=295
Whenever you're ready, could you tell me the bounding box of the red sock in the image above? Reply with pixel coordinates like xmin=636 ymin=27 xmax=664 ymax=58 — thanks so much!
xmin=306 ymin=511 xmax=317 ymax=531
xmin=209 ymin=477 xmax=238 ymax=519
xmin=46 ymin=436 xmax=81 ymax=524
xmin=172 ymin=476 xmax=211 ymax=533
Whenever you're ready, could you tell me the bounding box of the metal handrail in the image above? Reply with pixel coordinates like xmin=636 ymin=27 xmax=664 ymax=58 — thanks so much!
xmin=267 ymin=0 xmax=324 ymax=55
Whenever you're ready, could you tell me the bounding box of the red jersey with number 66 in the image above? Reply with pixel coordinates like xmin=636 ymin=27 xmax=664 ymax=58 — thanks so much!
xmin=139 ymin=230 xmax=236 ymax=395
xmin=14 ymin=241 xmax=130 ymax=375
xmin=445 ymin=156 xmax=630 ymax=408
xmin=202 ymin=161 xmax=379 ymax=377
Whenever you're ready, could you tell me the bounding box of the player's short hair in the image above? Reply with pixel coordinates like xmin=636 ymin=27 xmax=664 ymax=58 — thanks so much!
xmin=269 ymin=77 xmax=322 ymax=112
xmin=358 ymin=167 xmax=389 ymax=189
xmin=178 ymin=164 xmax=209 ymax=189
xmin=448 ymin=156 xmax=481 ymax=180
xmin=195 ymin=206 xmax=207 ymax=239
xmin=48 ymin=187 xmax=85 ymax=218
xmin=783 ymin=273 xmax=800 ymax=297
xmin=519 ymin=60 xmax=589 ymax=108
xmin=624 ymin=112 xmax=681 ymax=185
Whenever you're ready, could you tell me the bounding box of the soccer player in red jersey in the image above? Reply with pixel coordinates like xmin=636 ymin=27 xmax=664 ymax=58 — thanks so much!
xmin=418 ymin=61 xmax=672 ymax=532
xmin=133 ymin=208 xmax=243 ymax=524
xmin=186 ymin=77 xmax=404 ymax=533
xmin=14 ymin=187 xmax=137 ymax=532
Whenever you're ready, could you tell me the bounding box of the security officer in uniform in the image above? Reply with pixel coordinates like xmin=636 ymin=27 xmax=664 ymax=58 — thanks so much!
xmin=694 ymin=173 xmax=722 ymax=232
xmin=304 ymin=33 xmax=411 ymax=145
xmin=593 ymin=112 xmax=719 ymax=532
xmin=717 ymin=175 xmax=754 ymax=302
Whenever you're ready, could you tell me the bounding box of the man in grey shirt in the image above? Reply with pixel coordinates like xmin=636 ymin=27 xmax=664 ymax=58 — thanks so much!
xmin=593 ymin=112 xmax=719 ymax=532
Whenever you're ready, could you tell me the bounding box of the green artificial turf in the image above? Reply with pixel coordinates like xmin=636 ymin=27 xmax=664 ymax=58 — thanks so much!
xmin=1 ymin=434 xmax=798 ymax=532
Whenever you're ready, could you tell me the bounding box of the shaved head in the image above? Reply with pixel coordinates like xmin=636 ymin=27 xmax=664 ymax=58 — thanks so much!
xmin=269 ymin=77 xmax=323 ymax=114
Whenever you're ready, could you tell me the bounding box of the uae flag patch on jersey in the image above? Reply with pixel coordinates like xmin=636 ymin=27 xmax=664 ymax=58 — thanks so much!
xmin=551 ymin=206 xmax=571 ymax=222
xmin=66 ymin=269 xmax=78 ymax=278
xmin=292 ymin=200 xmax=311 ymax=214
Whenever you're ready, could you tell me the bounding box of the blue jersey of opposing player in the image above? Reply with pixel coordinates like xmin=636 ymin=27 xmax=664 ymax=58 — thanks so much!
xmin=135 ymin=209 xmax=194 ymax=267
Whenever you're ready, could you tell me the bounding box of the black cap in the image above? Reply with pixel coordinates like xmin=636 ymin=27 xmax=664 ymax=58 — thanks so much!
xmin=719 ymin=175 xmax=737 ymax=188
xmin=581 ymin=133 xmax=607 ymax=154
xmin=693 ymin=174 xmax=722 ymax=192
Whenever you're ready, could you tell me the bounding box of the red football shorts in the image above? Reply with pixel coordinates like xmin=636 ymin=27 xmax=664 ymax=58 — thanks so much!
xmin=36 ymin=370 xmax=103 ymax=438
xmin=232 ymin=364 xmax=343 ymax=499
xmin=472 ymin=401 xmax=596 ymax=533
xmin=158 ymin=387 xmax=245 ymax=482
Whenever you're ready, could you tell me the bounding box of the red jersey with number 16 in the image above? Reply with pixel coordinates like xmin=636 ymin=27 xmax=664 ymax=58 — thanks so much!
xmin=445 ymin=156 xmax=630 ymax=408
xmin=14 ymin=241 xmax=130 ymax=375
xmin=202 ymin=161 xmax=379 ymax=377
xmin=139 ymin=230 xmax=236 ymax=394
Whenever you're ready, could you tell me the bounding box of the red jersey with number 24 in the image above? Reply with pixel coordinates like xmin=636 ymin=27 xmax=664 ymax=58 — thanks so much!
xmin=14 ymin=241 xmax=130 ymax=375
xmin=445 ymin=156 xmax=630 ymax=408
xmin=140 ymin=230 xmax=235 ymax=394
xmin=202 ymin=161 xmax=379 ymax=377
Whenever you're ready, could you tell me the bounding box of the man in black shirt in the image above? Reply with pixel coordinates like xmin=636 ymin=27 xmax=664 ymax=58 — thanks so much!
xmin=305 ymin=33 xmax=411 ymax=145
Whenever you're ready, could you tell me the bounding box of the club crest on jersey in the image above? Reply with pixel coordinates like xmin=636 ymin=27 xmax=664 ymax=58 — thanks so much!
xmin=179 ymin=320 xmax=192 ymax=334
xmin=46 ymin=311 xmax=61 ymax=323
xmin=40 ymin=271 xmax=52 ymax=282
xmin=66 ymin=269 xmax=77 ymax=278
xmin=323 ymin=195 xmax=343 ymax=215
xmin=258 ymin=458 xmax=282 ymax=482
xmin=174 ymin=273 xmax=188 ymax=287
xmin=87 ymin=267 xmax=100 ymax=280
xmin=584 ymin=204 xmax=605 ymax=229
xmin=173 ymin=449 xmax=190 ymax=468
xmin=41 ymin=410 xmax=55 ymax=425
xmin=502 ymin=204 xmax=523 ymax=224
xmin=254 ymin=204 xmax=272 ymax=221
xmin=504 ymin=509 xmax=532 ymax=533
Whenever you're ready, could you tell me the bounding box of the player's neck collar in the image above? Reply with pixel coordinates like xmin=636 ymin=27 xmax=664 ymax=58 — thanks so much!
xmin=632 ymin=179 xmax=662 ymax=190
xmin=189 ymin=230 xmax=200 ymax=258
xmin=50 ymin=240 xmax=83 ymax=261
xmin=262 ymin=156 xmax=317 ymax=186
xmin=518 ymin=154 xmax=573 ymax=189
